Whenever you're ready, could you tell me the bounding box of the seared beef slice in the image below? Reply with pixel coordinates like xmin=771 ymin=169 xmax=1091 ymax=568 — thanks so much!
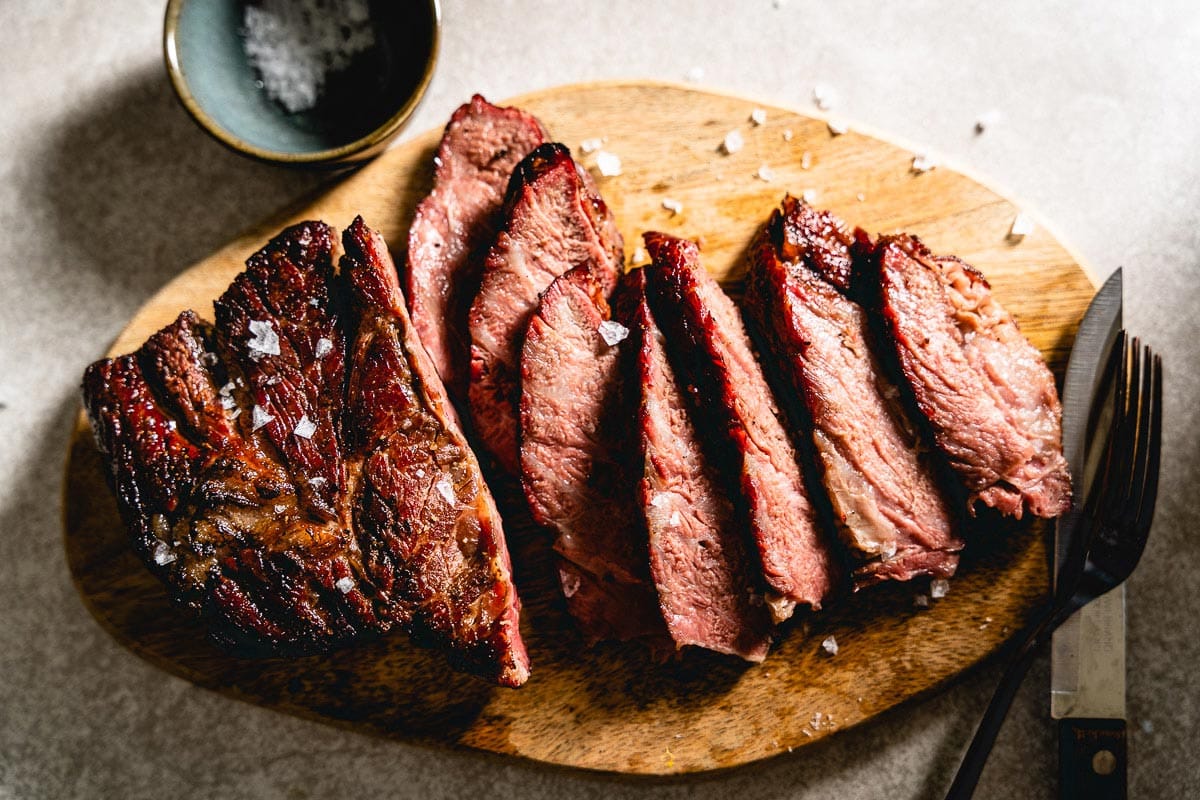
xmin=745 ymin=198 xmax=961 ymax=588
xmin=519 ymin=267 xmax=667 ymax=645
xmin=83 ymin=220 xmax=529 ymax=687
xmin=342 ymin=217 xmax=528 ymax=686
xmin=469 ymin=143 xmax=623 ymax=473
xmin=404 ymin=95 xmax=548 ymax=402
xmin=642 ymin=233 xmax=838 ymax=622
xmin=624 ymin=269 xmax=773 ymax=661
xmin=866 ymin=234 xmax=1071 ymax=519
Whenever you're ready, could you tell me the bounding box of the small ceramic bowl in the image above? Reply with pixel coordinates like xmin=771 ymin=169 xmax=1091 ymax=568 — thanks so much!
xmin=164 ymin=0 xmax=440 ymax=167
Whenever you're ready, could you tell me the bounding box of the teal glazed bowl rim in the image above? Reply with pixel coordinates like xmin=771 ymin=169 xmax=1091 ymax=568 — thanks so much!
xmin=163 ymin=0 xmax=441 ymax=167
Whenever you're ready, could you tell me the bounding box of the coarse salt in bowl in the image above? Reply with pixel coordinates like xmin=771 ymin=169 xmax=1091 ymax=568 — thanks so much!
xmin=164 ymin=0 xmax=440 ymax=167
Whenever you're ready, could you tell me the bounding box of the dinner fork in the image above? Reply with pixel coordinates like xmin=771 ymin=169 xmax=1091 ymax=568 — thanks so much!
xmin=944 ymin=332 xmax=1163 ymax=800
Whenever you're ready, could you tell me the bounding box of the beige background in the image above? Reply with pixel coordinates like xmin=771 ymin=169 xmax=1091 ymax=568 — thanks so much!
xmin=1 ymin=1 xmax=1197 ymax=797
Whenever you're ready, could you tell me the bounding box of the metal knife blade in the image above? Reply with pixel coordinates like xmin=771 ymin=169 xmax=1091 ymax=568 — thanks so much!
xmin=1051 ymin=268 xmax=1124 ymax=720
xmin=1052 ymin=270 xmax=1126 ymax=799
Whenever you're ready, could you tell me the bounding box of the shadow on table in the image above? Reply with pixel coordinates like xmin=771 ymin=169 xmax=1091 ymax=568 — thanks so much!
xmin=35 ymin=63 xmax=328 ymax=301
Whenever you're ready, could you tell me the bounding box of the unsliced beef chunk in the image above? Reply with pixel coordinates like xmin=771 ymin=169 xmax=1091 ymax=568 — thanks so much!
xmin=641 ymin=233 xmax=839 ymax=622
xmin=622 ymin=269 xmax=772 ymax=661
xmin=404 ymin=95 xmax=548 ymax=403
xmin=745 ymin=197 xmax=961 ymax=589
xmin=468 ymin=143 xmax=623 ymax=473
xmin=519 ymin=266 xmax=667 ymax=645
xmin=863 ymin=233 xmax=1071 ymax=519
xmin=82 ymin=219 xmax=529 ymax=687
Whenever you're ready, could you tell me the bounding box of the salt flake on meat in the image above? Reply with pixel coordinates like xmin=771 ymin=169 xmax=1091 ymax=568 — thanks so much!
xmin=293 ymin=414 xmax=316 ymax=439
xmin=598 ymin=320 xmax=630 ymax=347
xmin=250 ymin=404 xmax=274 ymax=432
xmin=314 ymin=337 xmax=333 ymax=358
xmin=247 ymin=319 xmax=280 ymax=358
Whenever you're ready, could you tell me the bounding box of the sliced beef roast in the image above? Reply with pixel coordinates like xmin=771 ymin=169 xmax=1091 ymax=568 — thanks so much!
xmin=745 ymin=197 xmax=961 ymax=588
xmin=468 ymin=143 xmax=623 ymax=473
xmin=82 ymin=219 xmax=529 ymax=687
xmin=404 ymin=95 xmax=548 ymax=402
xmin=519 ymin=266 xmax=667 ymax=645
xmin=863 ymin=233 xmax=1071 ymax=519
xmin=622 ymin=269 xmax=772 ymax=661
xmin=642 ymin=233 xmax=839 ymax=621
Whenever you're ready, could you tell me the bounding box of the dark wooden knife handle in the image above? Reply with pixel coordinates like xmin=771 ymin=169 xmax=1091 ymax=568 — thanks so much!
xmin=1059 ymin=718 xmax=1126 ymax=800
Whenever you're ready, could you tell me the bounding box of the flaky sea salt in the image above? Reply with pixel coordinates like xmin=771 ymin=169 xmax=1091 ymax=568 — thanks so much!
xmin=821 ymin=635 xmax=839 ymax=656
xmin=247 ymin=319 xmax=280 ymax=359
xmin=750 ymin=108 xmax=767 ymax=126
xmin=309 ymin=476 xmax=326 ymax=487
xmin=598 ymin=320 xmax=630 ymax=347
xmin=335 ymin=576 xmax=354 ymax=594
xmin=755 ymin=164 xmax=775 ymax=182
xmin=783 ymin=129 xmax=793 ymax=141
xmin=308 ymin=297 xmax=321 ymax=307
xmin=435 ymin=477 xmax=456 ymax=506
xmin=561 ymin=569 xmax=582 ymax=598
xmin=913 ymin=593 xmax=930 ymax=609
xmin=1008 ymin=212 xmax=1034 ymax=241
xmin=856 ymin=192 xmax=866 ymax=202
xmin=802 ymin=188 xmax=818 ymax=204
xmin=201 ymin=351 xmax=219 ymax=367
xmin=219 ymin=382 xmax=238 ymax=411
xmin=152 ymin=541 xmax=176 ymax=566
xmin=812 ymin=84 xmax=836 ymax=111
xmin=293 ymin=414 xmax=317 ymax=439
xmin=930 ymin=578 xmax=951 ymax=599
xmin=721 ymin=129 xmax=745 ymax=154
xmin=800 ymin=151 xmax=812 ymax=169
xmin=650 ymin=492 xmax=670 ymax=509
xmin=631 ymin=246 xmax=647 ymax=265
xmin=251 ymin=404 xmax=274 ymax=432
xmin=242 ymin=0 xmax=377 ymax=114
xmin=911 ymin=153 xmax=937 ymax=173
xmin=580 ymin=137 xmax=604 ymax=154
xmin=314 ymin=337 xmax=333 ymax=358
xmin=662 ymin=198 xmax=684 ymax=216
xmin=667 ymin=510 xmax=682 ymax=527
xmin=595 ymin=151 xmax=622 ymax=176
xmin=827 ymin=120 xmax=847 ymax=136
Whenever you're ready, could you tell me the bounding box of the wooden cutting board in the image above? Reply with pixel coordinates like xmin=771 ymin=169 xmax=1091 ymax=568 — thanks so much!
xmin=63 ymin=81 xmax=1095 ymax=776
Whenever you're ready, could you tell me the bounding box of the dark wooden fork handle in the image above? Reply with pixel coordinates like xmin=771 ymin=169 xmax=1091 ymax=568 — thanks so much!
xmin=1059 ymin=718 xmax=1127 ymax=800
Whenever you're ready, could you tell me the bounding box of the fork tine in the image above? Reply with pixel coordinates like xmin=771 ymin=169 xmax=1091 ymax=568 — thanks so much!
xmin=1097 ymin=333 xmax=1134 ymax=525
xmin=1136 ymin=352 xmax=1164 ymax=535
xmin=1122 ymin=341 xmax=1154 ymax=527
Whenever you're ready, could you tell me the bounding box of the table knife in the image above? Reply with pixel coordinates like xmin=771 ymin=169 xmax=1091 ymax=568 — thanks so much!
xmin=1051 ymin=269 xmax=1125 ymax=799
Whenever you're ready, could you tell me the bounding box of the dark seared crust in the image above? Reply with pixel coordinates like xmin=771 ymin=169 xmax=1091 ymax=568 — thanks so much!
xmin=82 ymin=219 xmax=528 ymax=686
xmin=342 ymin=216 xmax=528 ymax=687
xmin=519 ymin=266 xmax=668 ymax=646
xmin=862 ymin=232 xmax=1071 ymax=519
xmin=468 ymin=142 xmax=624 ymax=473
xmin=745 ymin=197 xmax=961 ymax=589
xmin=641 ymin=233 xmax=839 ymax=621
xmin=621 ymin=269 xmax=773 ymax=661
xmin=404 ymin=95 xmax=548 ymax=403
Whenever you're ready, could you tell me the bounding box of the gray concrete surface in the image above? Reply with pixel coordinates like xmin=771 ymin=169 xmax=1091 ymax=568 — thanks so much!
xmin=2 ymin=1 xmax=1197 ymax=797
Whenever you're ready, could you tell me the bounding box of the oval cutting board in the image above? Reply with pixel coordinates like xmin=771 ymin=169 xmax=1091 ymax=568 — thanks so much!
xmin=63 ymin=81 xmax=1095 ymax=775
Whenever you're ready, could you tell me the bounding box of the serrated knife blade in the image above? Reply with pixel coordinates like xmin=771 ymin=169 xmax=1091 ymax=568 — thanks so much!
xmin=1051 ymin=269 xmax=1125 ymax=799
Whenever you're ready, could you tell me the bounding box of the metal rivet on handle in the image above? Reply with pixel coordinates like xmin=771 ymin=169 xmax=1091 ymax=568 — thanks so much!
xmin=1092 ymin=749 xmax=1117 ymax=776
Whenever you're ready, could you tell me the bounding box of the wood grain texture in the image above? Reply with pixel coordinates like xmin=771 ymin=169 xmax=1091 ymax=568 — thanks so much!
xmin=62 ymin=81 xmax=1095 ymax=775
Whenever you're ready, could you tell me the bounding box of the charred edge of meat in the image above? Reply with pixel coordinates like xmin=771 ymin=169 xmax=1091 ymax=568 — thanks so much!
xmin=767 ymin=195 xmax=857 ymax=296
